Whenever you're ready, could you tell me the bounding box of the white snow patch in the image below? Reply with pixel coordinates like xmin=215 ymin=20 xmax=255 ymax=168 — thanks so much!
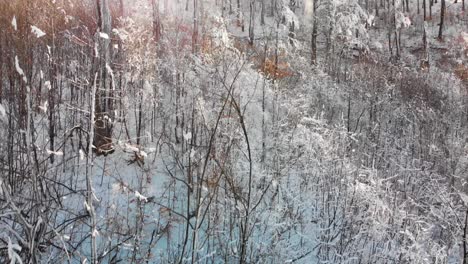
xmin=99 ymin=32 xmax=109 ymax=39
xmin=46 ymin=149 xmax=63 ymax=156
xmin=84 ymin=201 xmax=91 ymax=212
xmin=0 ymin=104 xmax=6 ymax=119
xmin=135 ymin=191 xmax=148 ymax=202
xmin=38 ymin=101 xmax=48 ymax=113
xmin=372 ymin=41 xmax=383 ymax=50
xmin=44 ymin=81 xmax=51 ymax=90
xmin=105 ymin=63 xmax=113 ymax=75
xmin=396 ymin=12 xmax=411 ymax=29
xmin=91 ymin=229 xmax=99 ymax=237
xmin=11 ymin=16 xmax=17 ymax=31
xmin=31 ymin=26 xmax=46 ymax=38
xmin=111 ymin=183 xmax=121 ymax=194
xmin=91 ymin=188 xmax=100 ymax=202
xmin=146 ymin=147 xmax=157 ymax=153
xmin=103 ymin=114 xmax=112 ymax=123
xmin=79 ymin=149 xmax=85 ymax=160
xmin=7 ymin=237 xmax=22 ymax=264
xmin=460 ymin=193 xmax=468 ymax=206
xmin=183 ymin=132 xmax=192 ymax=141
xmin=272 ymin=179 xmax=279 ymax=189
xmin=124 ymin=143 xmax=139 ymax=152
xmin=94 ymin=43 xmax=99 ymax=57
xmin=14 ymin=56 xmax=27 ymax=83
xmin=190 ymin=149 xmax=196 ymax=159
xmin=282 ymin=4 xmax=300 ymax=29
xmin=367 ymin=15 xmax=375 ymax=26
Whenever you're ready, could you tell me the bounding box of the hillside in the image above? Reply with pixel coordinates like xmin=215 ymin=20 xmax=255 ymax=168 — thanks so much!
xmin=0 ymin=0 xmax=467 ymax=263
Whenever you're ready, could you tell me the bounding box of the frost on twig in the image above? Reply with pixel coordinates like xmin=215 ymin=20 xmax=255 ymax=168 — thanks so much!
xmin=7 ymin=237 xmax=23 ymax=264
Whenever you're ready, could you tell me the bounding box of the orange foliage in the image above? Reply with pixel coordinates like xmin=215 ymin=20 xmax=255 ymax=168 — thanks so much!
xmin=450 ymin=33 xmax=468 ymax=84
xmin=455 ymin=64 xmax=468 ymax=82
xmin=206 ymin=176 xmax=220 ymax=189
xmin=232 ymin=38 xmax=293 ymax=80
xmin=201 ymin=35 xmax=214 ymax=56
xmin=260 ymin=56 xmax=293 ymax=79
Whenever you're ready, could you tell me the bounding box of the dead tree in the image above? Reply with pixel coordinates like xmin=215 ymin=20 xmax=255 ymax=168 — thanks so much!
xmin=94 ymin=0 xmax=114 ymax=156
xmin=438 ymin=0 xmax=445 ymax=40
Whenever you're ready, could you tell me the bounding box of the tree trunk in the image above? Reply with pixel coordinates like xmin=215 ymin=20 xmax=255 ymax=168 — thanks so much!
xmin=248 ymin=0 xmax=255 ymax=45
xmin=464 ymin=209 xmax=468 ymax=264
xmin=422 ymin=21 xmax=429 ymax=71
xmin=311 ymin=0 xmax=318 ymax=64
xmin=261 ymin=0 xmax=265 ymax=25
xmin=119 ymin=0 xmax=124 ymax=16
xmin=423 ymin=0 xmax=426 ymax=20
xmin=94 ymin=0 xmax=114 ymax=156
xmin=0 ymin=39 xmax=3 ymax=103
xmin=221 ymin=0 xmax=225 ymax=17
xmin=388 ymin=31 xmax=393 ymax=57
xmin=271 ymin=0 xmax=275 ymax=16
xmin=438 ymin=0 xmax=445 ymax=40
xmin=429 ymin=0 xmax=433 ymax=19
xmin=87 ymin=73 xmax=98 ymax=264
xmin=192 ymin=0 xmax=199 ymax=53
xmin=375 ymin=0 xmax=379 ymax=16
xmin=152 ymin=0 xmax=161 ymax=42
xmin=237 ymin=0 xmax=244 ymax=31
xmin=393 ymin=0 xmax=400 ymax=60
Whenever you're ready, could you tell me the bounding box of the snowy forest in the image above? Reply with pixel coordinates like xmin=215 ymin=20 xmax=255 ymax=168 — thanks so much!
xmin=0 ymin=0 xmax=467 ymax=263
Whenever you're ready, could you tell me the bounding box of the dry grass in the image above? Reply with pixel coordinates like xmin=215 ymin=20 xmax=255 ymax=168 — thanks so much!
xmin=455 ymin=64 xmax=468 ymax=85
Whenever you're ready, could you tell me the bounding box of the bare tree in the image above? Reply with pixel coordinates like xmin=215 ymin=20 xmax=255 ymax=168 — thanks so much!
xmin=311 ymin=0 xmax=318 ymax=64
xmin=248 ymin=0 xmax=255 ymax=45
xmin=438 ymin=0 xmax=445 ymax=40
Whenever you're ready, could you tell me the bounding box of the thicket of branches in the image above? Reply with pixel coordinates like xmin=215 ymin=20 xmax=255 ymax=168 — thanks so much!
xmin=0 ymin=0 xmax=467 ymax=263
